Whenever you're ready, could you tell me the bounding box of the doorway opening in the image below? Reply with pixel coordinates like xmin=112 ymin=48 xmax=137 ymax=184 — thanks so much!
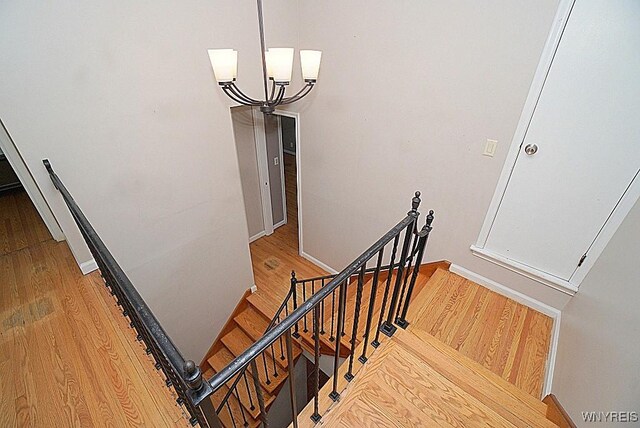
xmin=232 ymin=107 xmax=325 ymax=297
xmin=0 ymin=120 xmax=64 ymax=256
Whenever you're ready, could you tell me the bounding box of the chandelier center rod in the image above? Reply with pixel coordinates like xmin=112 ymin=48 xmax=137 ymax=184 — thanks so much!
xmin=256 ymin=0 xmax=271 ymax=105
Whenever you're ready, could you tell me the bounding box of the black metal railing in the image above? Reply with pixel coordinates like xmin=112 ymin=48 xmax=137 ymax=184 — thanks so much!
xmin=44 ymin=159 xmax=217 ymax=426
xmin=44 ymin=158 xmax=434 ymax=427
xmin=206 ymin=191 xmax=435 ymax=427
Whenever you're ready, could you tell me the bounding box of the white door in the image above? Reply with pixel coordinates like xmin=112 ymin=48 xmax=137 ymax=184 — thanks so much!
xmin=482 ymin=0 xmax=640 ymax=282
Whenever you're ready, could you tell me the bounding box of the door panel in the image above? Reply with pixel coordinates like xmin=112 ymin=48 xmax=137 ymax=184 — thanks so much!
xmin=265 ymin=114 xmax=285 ymax=226
xmin=485 ymin=0 xmax=640 ymax=280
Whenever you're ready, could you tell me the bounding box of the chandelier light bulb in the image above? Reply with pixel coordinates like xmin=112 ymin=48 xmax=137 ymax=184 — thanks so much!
xmin=300 ymin=50 xmax=322 ymax=82
xmin=208 ymin=49 xmax=238 ymax=83
xmin=268 ymin=48 xmax=294 ymax=84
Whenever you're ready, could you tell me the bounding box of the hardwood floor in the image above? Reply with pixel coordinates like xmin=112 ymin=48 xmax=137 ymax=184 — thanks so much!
xmin=317 ymin=328 xmax=557 ymax=428
xmin=0 ymin=190 xmax=52 ymax=256
xmin=405 ymin=269 xmax=553 ymax=398
xmin=302 ymin=271 xmax=556 ymax=427
xmin=0 ymin=190 xmax=188 ymax=427
xmin=250 ymin=152 xmax=327 ymax=303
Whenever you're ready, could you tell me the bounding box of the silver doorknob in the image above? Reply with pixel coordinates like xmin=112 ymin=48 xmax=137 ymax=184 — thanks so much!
xmin=524 ymin=144 xmax=538 ymax=155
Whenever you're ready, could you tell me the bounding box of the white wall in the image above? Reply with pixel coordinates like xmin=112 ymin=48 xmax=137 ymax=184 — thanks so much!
xmin=231 ymin=107 xmax=265 ymax=239
xmin=293 ymin=0 xmax=572 ymax=308
xmin=0 ymin=0 xmax=297 ymax=360
xmin=552 ymin=200 xmax=640 ymax=425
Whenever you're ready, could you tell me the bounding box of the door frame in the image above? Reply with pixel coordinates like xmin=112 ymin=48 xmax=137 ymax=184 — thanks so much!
xmin=471 ymin=0 xmax=640 ymax=294
xmin=273 ymin=109 xmax=303 ymax=254
xmin=272 ymin=115 xmax=287 ymax=230
xmin=0 ymin=119 xmax=65 ymax=241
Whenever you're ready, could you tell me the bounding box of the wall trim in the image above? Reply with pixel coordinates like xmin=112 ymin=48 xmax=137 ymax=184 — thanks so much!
xmin=273 ymin=219 xmax=286 ymax=231
xmin=470 ymin=245 xmax=577 ymax=295
xmin=283 ymin=148 xmax=296 ymax=156
xmin=249 ymin=230 xmax=266 ymax=243
xmin=79 ymin=259 xmax=98 ymax=275
xmin=300 ymin=251 xmax=339 ymax=275
xmin=449 ymin=263 xmax=561 ymax=397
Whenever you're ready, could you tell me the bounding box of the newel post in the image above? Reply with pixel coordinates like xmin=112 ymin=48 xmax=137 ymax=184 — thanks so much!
xmin=184 ymin=360 xmax=222 ymax=428
xmin=396 ymin=210 xmax=435 ymax=328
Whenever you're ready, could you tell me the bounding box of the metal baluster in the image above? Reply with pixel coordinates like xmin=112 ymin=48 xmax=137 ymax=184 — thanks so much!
xmin=397 ymin=211 xmax=434 ymax=327
xmin=250 ymin=359 xmax=268 ymax=427
xmin=329 ymin=280 xmax=347 ymax=401
xmin=225 ymin=401 xmax=237 ymax=428
xmin=311 ymin=305 xmax=322 ymax=422
xmin=372 ymin=234 xmax=400 ymax=348
xmin=270 ymin=344 xmax=279 ymax=377
xmin=394 ymin=225 xmax=421 ymax=322
xmin=232 ymin=386 xmax=249 ymax=427
xmin=242 ymin=372 xmax=256 ymax=411
xmin=285 ymin=330 xmax=299 ymax=428
xmin=329 ymin=288 xmax=336 ymax=342
xmin=291 ymin=271 xmax=299 ymax=338
xmin=262 ymin=352 xmax=271 ymax=385
xmin=359 ymin=248 xmax=384 ymax=363
xmin=278 ymin=319 xmax=286 ymax=361
xmin=381 ymin=192 xmax=421 ymax=336
xmin=320 ymin=279 xmax=326 ymax=335
xmin=302 ymin=280 xmax=308 ymax=333
xmin=345 ymin=265 xmax=366 ymax=381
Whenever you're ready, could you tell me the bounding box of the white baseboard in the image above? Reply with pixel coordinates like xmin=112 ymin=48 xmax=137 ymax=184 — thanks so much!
xmin=79 ymin=259 xmax=98 ymax=275
xmin=300 ymin=251 xmax=339 ymax=274
xmin=449 ymin=264 xmax=561 ymax=397
xmin=273 ymin=219 xmax=286 ymax=230
xmin=249 ymin=230 xmax=266 ymax=243
xmin=283 ymin=149 xmax=296 ymax=156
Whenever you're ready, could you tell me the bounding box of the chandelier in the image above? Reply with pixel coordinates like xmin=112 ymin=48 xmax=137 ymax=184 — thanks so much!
xmin=207 ymin=0 xmax=321 ymax=114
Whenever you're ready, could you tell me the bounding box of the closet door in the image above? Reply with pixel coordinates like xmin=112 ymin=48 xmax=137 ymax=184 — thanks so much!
xmin=481 ymin=0 xmax=640 ymax=283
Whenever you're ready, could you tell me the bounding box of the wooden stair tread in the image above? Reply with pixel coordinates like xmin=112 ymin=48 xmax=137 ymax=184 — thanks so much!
xmin=394 ymin=328 xmax=554 ymax=427
xmin=207 ymin=347 xmax=275 ymax=419
xmin=221 ymin=328 xmax=287 ymax=394
xmin=246 ymin=290 xmax=284 ymax=320
xmin=211 ymin=386 xmax=260 ymax=428
xmin=234 ymin=307 xmax=300 ymax=369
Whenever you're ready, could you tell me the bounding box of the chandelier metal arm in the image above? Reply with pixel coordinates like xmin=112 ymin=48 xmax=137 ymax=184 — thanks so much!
xmin=222 ymin=86 xmax=261 ymax=106
xmin=270 ymin=85 xmax=286 ymax=106
xmin=229 ymin=83 xmax=262 ymax=105
xmin=268 ymin=80 xmax=276 ymax=103
xmin=280 ymin=83 xmax=314 ymax=105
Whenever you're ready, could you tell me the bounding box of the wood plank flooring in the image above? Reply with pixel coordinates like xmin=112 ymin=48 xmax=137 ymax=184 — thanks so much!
xmin=0 ymin=190 xmax=189 ymax=427
xmin=405 ymin=269 xmax=553 ymax=397
xmin=0 ymin=190 xmax=52 ymax=256
xmin=317 ymin=328 xmax=557 ymax=427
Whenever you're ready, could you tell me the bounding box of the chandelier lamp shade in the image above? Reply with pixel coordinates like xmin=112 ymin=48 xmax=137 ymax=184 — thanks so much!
xmin=208 ymin=0 xmax=321 ymax=114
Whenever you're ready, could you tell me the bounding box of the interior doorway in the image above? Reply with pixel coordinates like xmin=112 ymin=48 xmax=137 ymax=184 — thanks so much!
xmin=231 ymin=107 xmax=302 ymax=254
xmin=0 ymin=120 xmax=64 ymax=255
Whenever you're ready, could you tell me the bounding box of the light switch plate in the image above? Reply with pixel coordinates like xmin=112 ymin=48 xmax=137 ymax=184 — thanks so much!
xmin=483 ymin=139 xmax=497 ymax=157
xmin=274 ymin=157 xmax=279 ymax=165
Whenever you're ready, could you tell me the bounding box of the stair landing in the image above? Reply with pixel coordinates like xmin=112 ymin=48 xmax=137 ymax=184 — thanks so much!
xmin=317 ymin=328 xmax=557 ymax=427
xmin=297 ymin=268 xmax=556 ymax=427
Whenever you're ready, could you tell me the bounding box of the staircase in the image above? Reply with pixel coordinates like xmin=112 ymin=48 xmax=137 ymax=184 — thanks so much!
xmin=199 ymin=259 xmax=448 ymax=426
xmin=44 ymin=164 xmax=563 ymax=428
xmin=297 ymin=270 xmax=561 ymax=427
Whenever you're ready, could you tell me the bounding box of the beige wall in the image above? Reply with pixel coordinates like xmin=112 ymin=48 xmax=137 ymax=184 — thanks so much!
xmin=552 ymin=200 xmax=640 ymax=425
xmin=231 ymin=107 xmax=265 ymax=239
xmin=0 ymin=0 xmax=296 ymax=360
xmin=294 ymin=0 xmax=572 ymax=308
